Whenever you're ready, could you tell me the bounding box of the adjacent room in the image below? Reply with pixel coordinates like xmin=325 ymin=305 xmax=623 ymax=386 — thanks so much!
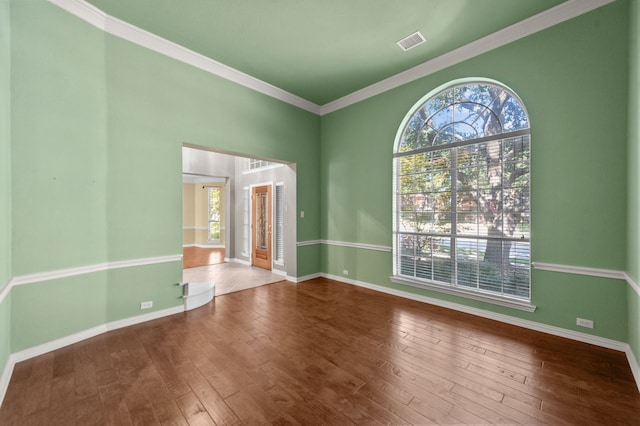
xmin=1 ymin=0 xmax=639 ymax=423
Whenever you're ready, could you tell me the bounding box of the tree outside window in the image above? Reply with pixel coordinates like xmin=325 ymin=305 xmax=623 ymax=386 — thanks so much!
xmin=208 ymin=187 xmax=221 ymax=242
xmin=393 ymin=81 xmax=530 ymax=300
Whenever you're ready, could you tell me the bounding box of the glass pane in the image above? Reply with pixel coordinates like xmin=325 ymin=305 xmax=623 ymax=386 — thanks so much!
xmin=399 ymin=233 xmax=416 ymax=256
xmin=400 ymin=255 xmax=416 ymax=277
xmin=499 ymin=94 xmax=529 ymax=131
xmin=432 ymin=123 xmax=455 ymax=146
xmin=457 ymin=262 xmax=478 ymax=289
xmin=209 ymin=222 xmax=220 ymax=241
xmin=394 ymin=82 xmax=530 ymax=300
xmin=454 ymin=122 xmax=478 ymax=141
xmin=423 ymin=90 xmax=454 ymax=119
xmin=417 ymin=126 xmax=436 ymax=149
xmin=255 ymin=192 xmax=268 ymax=250
xmin=208 ymin=188 xmax=220 ymax=221
xmin=457 ymin=213 xmax=479 ymax=236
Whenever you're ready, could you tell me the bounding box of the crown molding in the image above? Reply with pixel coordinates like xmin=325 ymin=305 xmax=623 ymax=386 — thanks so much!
xmin=47 ymin=0 xmax=322 ymax=115
xmin=320 ymin=0 xmax=615 ymax=115
xmin=48 ymin=0 xmax=614 ymax=116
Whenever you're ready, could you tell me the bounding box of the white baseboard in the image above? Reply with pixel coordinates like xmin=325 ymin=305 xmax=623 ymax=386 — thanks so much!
xmin=0 ymin=355 xmax=13 ymax=412
xmin=2 ymin=272 xmax=638 ymax=411
xmin=182 ymin=244 xmax=225 ymax=249
xmin=319 ymin=272 xmax=640 ymax=392
xmin=229 ymin=258 xmax=251 ymax=266
xmin=272 ymin=269 xmax=286 ymax=277
xmin=626 ymin=345 xmax=640 ymax=393
xmin=0 ymin=304 xmax=184 ymax=408
xmin=293 ymin=272 xmax=323 ymax=283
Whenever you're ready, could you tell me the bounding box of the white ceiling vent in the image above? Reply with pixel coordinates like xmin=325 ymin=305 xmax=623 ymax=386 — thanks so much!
xmin=397 ymin=31 xmax=426 ymax=51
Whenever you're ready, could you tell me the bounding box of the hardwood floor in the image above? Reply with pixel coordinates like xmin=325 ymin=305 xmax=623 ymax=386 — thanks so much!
xmin=1 ymin=277 xmax=639 ymax=425
xmin=183 ymin=247 xmax=225 ymax=269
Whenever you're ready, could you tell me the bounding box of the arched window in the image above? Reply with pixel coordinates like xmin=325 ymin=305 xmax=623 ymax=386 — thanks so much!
xmin=392 ymin=80 xmax=531 ymax=305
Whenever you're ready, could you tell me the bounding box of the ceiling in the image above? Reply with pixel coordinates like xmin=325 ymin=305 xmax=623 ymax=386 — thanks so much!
xmin=86 ymin=0 xmax=583 ymax=106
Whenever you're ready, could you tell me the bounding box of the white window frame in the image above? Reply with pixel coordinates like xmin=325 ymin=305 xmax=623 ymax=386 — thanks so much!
xmin=274 ymin=183 xmax=285 ymax=266
xmin=207 ymin=187 xmax=221 ymax=243
xmin=391 ymin=79 xmax=535 ymax=312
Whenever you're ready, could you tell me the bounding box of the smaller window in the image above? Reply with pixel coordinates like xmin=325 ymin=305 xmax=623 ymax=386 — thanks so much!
xmin=274 ymin=184 xmax=284 ymax=265
xmin=249 ymin=158 xmax=275 ymax=170
xmin=208 ymin=187 xmax=221 ymax=243
xmin=242 ymin=187 xmax=250 ymax=257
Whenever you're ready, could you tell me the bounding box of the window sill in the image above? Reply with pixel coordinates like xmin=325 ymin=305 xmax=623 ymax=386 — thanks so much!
xmin=390 ymin=275 xmax=536 ymax=312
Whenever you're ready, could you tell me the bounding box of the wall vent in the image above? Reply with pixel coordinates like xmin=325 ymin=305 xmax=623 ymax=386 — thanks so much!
xmin=397 ymin=31 xmax=426 ymax=51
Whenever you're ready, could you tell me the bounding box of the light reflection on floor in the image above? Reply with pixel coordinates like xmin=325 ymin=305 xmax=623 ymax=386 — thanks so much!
xmin=183 ymin=262 xmax=285 ymax=296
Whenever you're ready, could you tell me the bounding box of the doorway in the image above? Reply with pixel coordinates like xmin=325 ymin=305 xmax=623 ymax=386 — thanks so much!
xmin=182 ymin=144 xmax=298 ymax=281
xmin=251 ymin=184 xmax=272 ymax=270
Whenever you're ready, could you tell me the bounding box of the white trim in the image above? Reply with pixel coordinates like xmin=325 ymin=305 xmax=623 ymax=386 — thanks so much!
xmin=182 ymin=175 xmax=225 ymax=184
xmin=294 ymin=272 xmax=323 ymax=283
xmin=0 ymin=304 xmax=184 ymax=408
xmin=296 ymin=240 xmax=322 ymax=247
xmin=624 ymin=272 xmax=640 ymax=297
xmin=0 ymin=356 xmax=12 ymax=413
xmin=105 ymin=305 xmax=185 ymax=333
xmin=182 ymin=243 xmax=224 ymax=249
xmin=1 ymin=272 xmax=638 ymax=409
xmin=321 ymin=239 xmax=392 ymax=253
xmin=285 ymin=275 xmax=298 ymax=283
xmin=242 ymin=163 xmax=285 ymax=175
xmin=533 ymin=262 xmax=627 ymax=280
xmin=319 ymin=0 xmax=614 ymax=115
xmin=47 ymin=0 xmax=321 ymax=115
xmin=390 ymin=275 xmax=536 ymax=312
xmin=47 ymin=0 xmax=613 ymax=116
xmin=0 ymin=255 xmax=182 ymax=306
xmin=48 ymin=0 xmax=106 ymax=29
xmin=9 ymin=306 xmax=184 ymax=363
xmin=297 ymin=242 xmax=640 ymax=295
xmin=0 ymin=279 xmax=10 ymax=307
xmin=230 ymin=258 xmax=251 ymax=267
xmin=626 ymin=346 xmax=640 ymax=393
xmin=296 ymin=239 xmax=391 ymax=252
xmin=322 ymin=272 xmax=630 ymax=353
xmin=272 ymin=269 xmax=287 ymax=277
xmin=11 ymin=254 xmax=182 ymax=287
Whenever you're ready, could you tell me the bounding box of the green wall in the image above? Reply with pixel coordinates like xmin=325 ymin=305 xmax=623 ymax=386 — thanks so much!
xmin=6 ymin=0 xmax=320 ymax=354
xmin=2 ymin=0 xmax=639 ymax=399
xmin=0 ymin=0 xmax=12 ymax=371
xmin=628 ymin=0 xmax=640 ymax=371
xmin=320 ymin=0 xmax=630 ymax=341
xmin=11 ymin=0 xmax=108 ymax=275
xmin=9 ymin=0 xmax=109 ymax=352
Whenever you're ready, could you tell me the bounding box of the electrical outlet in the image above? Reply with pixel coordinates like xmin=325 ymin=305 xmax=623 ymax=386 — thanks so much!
xmin=343 ymin=269 xmax=349 ymax=276
xmin=140 ymin=301 xmax=153 ymax=310
xmin=300 ymin=210 xmax=305 ymax=218
xmin=576 ymin=317 xmax=594 ymax=329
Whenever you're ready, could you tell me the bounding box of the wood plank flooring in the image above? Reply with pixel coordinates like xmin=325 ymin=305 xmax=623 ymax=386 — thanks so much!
xmin=183 ymin=247 xmax=225 ymax=269
xmin=1 ymin=277 xmax=639 ymax=425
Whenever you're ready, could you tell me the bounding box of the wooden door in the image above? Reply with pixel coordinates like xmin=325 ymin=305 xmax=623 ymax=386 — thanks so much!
xmin=251 ymin=185 xmax=272 ymax=270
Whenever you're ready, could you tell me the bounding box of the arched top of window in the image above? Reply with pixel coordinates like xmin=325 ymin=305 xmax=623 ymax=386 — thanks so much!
xmin=395 ymin=80 xmax=529 ymax=154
